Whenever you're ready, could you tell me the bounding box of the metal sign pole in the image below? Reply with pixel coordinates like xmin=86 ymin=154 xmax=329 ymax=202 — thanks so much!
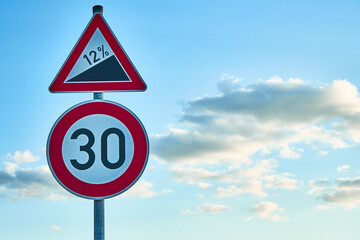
xmin=94 ymin=199 xmax=105 ymax=240
xmin=94 ymin=91 xmax=104 ymax=240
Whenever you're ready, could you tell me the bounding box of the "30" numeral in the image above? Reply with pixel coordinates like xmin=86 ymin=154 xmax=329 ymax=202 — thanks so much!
xmin=70 ymin=128 xmax=125 ymax=170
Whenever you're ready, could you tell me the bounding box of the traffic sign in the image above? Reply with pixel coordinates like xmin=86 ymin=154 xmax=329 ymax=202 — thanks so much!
xmin=49 ymin=11 xmax=146 ymax=92
xmin=47 ymin=100 xmax=149 ymax=199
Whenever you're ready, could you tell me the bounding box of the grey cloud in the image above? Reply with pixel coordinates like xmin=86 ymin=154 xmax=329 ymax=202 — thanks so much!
xmin=0 ymin=171 xmax=13 ymax=184
xmin=152 ymin=130 xmax=229 ymax=163
xmin=319 ymin=188 xmax=360 ymax=204
xmin=309 ymin=178 xmax=330 ymax=186
xmin=185 ymin=79 xmax=358 ymax=124
xmin=180 ymin=114 xmax=214 ymax=126
xmin=11 ymin=168 xmax=51 ymax=186
xmin=310 ymin=177 xmax=360 ymax=209
xmin=0 ymin=166 xmax=68 ymax=200
xmin=337 ymin=177 xmax=360 ymax=188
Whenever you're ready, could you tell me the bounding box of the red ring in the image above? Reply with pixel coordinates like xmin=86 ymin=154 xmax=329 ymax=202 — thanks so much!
xmin=47 ymin=101 xmax=149 ymax=199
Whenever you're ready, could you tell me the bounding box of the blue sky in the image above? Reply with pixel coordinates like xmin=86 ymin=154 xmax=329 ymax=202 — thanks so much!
xmin=1 ymin=0 xmax=360 ymax=239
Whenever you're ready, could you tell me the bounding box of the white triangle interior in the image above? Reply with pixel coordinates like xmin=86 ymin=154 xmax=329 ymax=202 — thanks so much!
xmin=65 ymin=28 xmax=118 ymax=82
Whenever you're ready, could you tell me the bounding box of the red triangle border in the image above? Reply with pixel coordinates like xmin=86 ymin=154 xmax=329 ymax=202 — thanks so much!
xmin=49 ymin=13 xmax=146 ymax=92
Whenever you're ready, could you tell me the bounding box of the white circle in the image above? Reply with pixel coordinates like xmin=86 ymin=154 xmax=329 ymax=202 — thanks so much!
xmin=62 ymin=114 xmax=134 ymax=184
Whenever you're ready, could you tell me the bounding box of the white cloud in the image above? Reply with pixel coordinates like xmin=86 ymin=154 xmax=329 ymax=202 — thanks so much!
xmin=307 ymin=178 xmax=330 ymax=195
xmin=153 ymin=78 xmax=360 ymax=165
xmin=309 ymin=178 xmax=330 ymax=186
xmin=263 ymin=174 xmax=298 ymax=190
xmin=279 ymin=146 xmax=301 ymax=159
xmin=182 ymin=203 xmax=231 ymax=215
xmin=181 ymin=209 xmax=193 ymax=215
xmin=169 ymin=159 xmax=297 ymax=198
xmin=315 ymin=205 xmax=333 ymax=210
xmin=151 ymin=78 xmax=360 ymax=198
xmin=319 ymin=151 xmax=329 ymax=156
xmin=197 ymin=203 xmax=231 ymax=213
xmin=170 ymin=165 xmax=223 ymax=189
xmin=3 ymin=162 xmax=19 ymax=175
xmin=216 ymin=182 xmax=267 ymax=198
xmin=337 ymin=165 xmax=351 ymax=172
xmin=251 ymin=201 xmax=288 ymax=222
xmin=160 ymin=189 xmax=174 ymax=194
xmin=49 ymin=225 xmax=63 ymax=231
xmin=122 ymin=181 xmax=157 ymax=198
xmin=6 ymin=150 xmax=40 ymax=164
xmin=214 ymin=173 xmax=297 ymax=198
xmin=122 ymin=180 xmax=173 ymax=198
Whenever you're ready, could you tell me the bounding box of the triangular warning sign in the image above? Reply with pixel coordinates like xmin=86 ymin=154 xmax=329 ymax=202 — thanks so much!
xmin=49 ymin=12 xmax=146 ymax=92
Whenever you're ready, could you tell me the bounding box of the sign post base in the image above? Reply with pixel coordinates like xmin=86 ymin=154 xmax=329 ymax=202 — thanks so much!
xmin=94 ymin=200 xmax=104 ymax=240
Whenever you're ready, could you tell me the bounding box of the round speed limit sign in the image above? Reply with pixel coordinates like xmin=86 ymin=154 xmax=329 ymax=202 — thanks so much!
xmin=47 ymin=100 xmax=149 ymax=199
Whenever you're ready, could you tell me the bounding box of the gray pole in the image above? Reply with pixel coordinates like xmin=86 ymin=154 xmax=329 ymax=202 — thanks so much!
xmin=94 ymin=199 xmax=105 ymax=240
xmin=94 ymin=92 xmax=105 ymax=240
xmin=93 ymin=6 xmax=105 ymax=240
xmin=94 ymin=90 xmax=104 ymax=240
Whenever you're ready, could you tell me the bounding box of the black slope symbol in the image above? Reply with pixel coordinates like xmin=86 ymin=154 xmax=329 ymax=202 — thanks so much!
xmin=67 ymin=55 xmax=130 ymax=82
